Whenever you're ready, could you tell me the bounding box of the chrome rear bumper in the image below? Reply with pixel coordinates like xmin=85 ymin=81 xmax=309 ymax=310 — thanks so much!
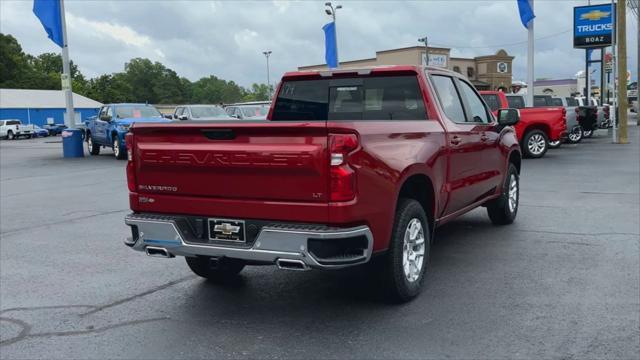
xmin=124 ymin=213 xmax=373 ymax=269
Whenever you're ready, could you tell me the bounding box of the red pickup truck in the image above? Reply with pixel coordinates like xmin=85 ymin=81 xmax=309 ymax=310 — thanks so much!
xmin=480 ymin=91 xmax=567 ymax=158
xmin=124 ymin=66 xmax=522 ymax=302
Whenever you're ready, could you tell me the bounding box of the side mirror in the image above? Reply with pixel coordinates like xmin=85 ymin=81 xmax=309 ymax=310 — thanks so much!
xmin=163 ymin=114 xmax=173 ymax=119
xmin=497 ymin=108 xmax=520 ymax=126
xmin=178 ymin=115 xmax=188 ymax=121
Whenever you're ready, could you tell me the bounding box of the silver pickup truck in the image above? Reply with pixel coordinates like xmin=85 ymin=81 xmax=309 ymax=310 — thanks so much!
xmin=532 ymin=95 xmax=583 ymax=146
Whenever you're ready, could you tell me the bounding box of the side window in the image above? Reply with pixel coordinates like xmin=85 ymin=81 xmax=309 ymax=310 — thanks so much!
xmin=481 ymin=94 xmax=501 ymax=112
xmin=458 ymin=80 xmax=489 ymax=123
xmin=174 ymin=107 xmax=183 ymax=117
xmin=551 ymin=98 xmax=563 ymax=106
xmin=430 ymin=75 xmax=466 ymax=123
xmin=99 ymin=106 xmax=108 ymax=118
xmin=106 ymin=107 xmax=113 ymax=118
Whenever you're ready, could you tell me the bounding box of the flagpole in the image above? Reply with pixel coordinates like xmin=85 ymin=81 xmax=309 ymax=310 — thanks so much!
xmin=59 ymin=0 xmax=75 ymax=128
xmin=526 ymin=0 xmax=534 ymax=107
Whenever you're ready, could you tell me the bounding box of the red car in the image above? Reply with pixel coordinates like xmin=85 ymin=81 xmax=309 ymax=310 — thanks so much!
xmin=124 ymin=66 xmax=522 ymax=302
xmin=480 ymin=91 xmax=567 ymax=158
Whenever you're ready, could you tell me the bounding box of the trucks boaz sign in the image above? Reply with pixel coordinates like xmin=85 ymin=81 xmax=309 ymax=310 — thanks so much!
xmin=573 ymin=3 xmax=615 ymax=48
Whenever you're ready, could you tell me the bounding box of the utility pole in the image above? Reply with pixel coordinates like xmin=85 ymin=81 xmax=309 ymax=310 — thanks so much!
xmin=324 ymin=2 xmax=342 ymax=68
xmin=262 ymin=50 xmax=272 ymax=99
xmin=418 ymin=36 xmax=429 ymax=66
xmin=618 ymin=0 xmax=628 ymax=143
xmin=60 ymin=0 xmax=75 ymax=129
xmin=526 ymin=0 xmax=534 ymax=108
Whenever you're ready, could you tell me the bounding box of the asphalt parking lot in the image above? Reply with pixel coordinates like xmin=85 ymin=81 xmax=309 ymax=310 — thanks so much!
xmin=1 ymin=121 xmax=639 ymax=359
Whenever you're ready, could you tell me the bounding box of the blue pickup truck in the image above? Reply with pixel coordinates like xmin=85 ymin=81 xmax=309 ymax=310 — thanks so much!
xmin=84 ymin=103 xmax=171 ymax=159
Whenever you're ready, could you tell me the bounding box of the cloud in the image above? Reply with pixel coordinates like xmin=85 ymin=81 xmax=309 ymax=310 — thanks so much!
xmin=0 ymin=0 xmax=637 ymax=87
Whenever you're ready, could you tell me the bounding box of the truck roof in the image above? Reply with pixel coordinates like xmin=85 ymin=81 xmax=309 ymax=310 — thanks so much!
xmin=282 ymin=65 xmax=459 ymax=80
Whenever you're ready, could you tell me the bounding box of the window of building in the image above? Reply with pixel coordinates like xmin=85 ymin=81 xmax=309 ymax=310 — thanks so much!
xmin=467 ymin=67 xmax=475 ymax=78
xmin=453 ymin=66 xmax=461 ymax=74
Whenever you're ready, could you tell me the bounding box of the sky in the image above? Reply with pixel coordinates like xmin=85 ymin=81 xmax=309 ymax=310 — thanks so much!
xmin=0 ymin=0 xmax=638 ymax=88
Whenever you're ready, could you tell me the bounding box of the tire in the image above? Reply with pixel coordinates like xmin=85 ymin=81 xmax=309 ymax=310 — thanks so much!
xmin=566 ymin=125 xmax=583 ymax=144
xmin=548 ymin=140 xmax=561 ymax=149
xmin=185 ymin=256 xmax=245 ymax=283
xmin=7 ymin=131 xmax=14 ymax=140
xmin=583 ymin=129 xmax=593 ymax=138
xmin=113 ymin=136 xmax=126 ymax=160
xmin=522 ymin=129 xmax=548 ymax=158
xmin=379 ymin=198 xmax=431 ymax=303
xmin=487 ymin=164 xmax=519 ymax=225
xmin=87 ymin=134 xmax=100 ymax=155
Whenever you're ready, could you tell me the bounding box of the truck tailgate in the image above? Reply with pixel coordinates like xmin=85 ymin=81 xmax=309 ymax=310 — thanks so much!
xmin=131 ymin=121 xmax=329 ymax=203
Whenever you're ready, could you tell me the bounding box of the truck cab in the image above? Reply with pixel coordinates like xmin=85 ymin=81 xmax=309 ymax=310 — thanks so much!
xmin=84 ymin=103 xmax=170 ymax=159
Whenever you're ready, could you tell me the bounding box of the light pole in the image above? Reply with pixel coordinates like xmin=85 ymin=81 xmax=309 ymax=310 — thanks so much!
xmin=262 ymin=50 xmax=272 ymax=99
xmin=418 ymin=36 xmax=429 ymax=66
xmin=325 ymin=2 xmax=342 ymax=68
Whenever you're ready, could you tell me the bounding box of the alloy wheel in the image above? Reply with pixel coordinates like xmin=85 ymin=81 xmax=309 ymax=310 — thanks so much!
xmin=508 ymin=174 xmax=518 ymax=213
xmin=402 ymin=218 xmax=426 ymax=283
xmin=527 ymin=134 xmax=546 ymax=155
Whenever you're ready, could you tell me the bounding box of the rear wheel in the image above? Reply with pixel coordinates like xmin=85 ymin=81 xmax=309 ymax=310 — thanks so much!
xmin=113 ymin=136 xmax=126 ymax=160
xmin=548 ymin=140 xmax=561 ymax=149
xmin=7 ymin=130 xmax=14 ymax=140
xmin=487 ymin=164 xmax=519 ymax=225
xmin=522 ymin=129 xmax=548 ymax=158
xmin=566 ymin=125 xmax=583 ymax=143
xmin=87 ymin=134 xmax=100 ymax=155
xmin=185 ymin=256 xmax=245 ymax=283
xmin=379 ymin=198 xmax=430 ymax=303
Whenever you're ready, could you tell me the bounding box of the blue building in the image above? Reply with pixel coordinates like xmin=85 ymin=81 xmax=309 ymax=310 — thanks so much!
xmin=0 ymin=89 xmax=102 ymax=126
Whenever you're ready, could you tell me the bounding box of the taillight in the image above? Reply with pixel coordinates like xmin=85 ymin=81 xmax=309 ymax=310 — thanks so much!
xmin=575 ymin=107 xmax=580 ymax=114
xmin=125 ymin=133 xmax=136 ymax=192
xmin=604 ymin=106 xmax=610 ymax=119
xmin=329 ymin=133 xmax=358 ymax=202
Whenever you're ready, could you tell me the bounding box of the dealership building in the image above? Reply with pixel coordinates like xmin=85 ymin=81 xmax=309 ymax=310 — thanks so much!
xmin=0 ymin=89 xmax=102 ymax=126
xmin=299 ymin=46 xmax=515 ymax=91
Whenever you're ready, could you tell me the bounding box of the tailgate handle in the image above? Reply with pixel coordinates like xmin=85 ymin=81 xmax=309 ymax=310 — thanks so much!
xmin=201 ymin=129 xmax=236 ymax=140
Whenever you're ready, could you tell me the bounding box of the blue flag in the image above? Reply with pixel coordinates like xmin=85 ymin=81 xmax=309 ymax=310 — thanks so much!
xmin=516 ymin=0 xmax=535 ymax=28
xmin=323 ymin=22 xmax=338 ymax=68
xmin=33 ymin=0 xmax=63 ymax=47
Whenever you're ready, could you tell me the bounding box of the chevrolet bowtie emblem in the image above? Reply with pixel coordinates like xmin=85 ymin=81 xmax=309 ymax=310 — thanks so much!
xmin=580 ymin=10 xmax=610 ymax=21
xmin=215 ymin=223 xmax=240 ymax=235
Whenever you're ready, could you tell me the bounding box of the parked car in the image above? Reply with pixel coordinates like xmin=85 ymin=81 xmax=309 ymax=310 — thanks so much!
xmin=224 ymin=103 xmax=270 ymax=120
xmin=481 ymin=91 xmax=567 ymax=158
xmin=574 ymin=97 xmax=609 ymax=137
xmin=173 ymin=105 xmax=235 ymax=121
xmin=84 ymin=103 xmax=171 ymax=159
xmin=0 ymin=119 xmax=34 ymax=139
xmin=32 ymin=125 xmax=50 ymax=138
xmin=43 ymin=123 xmax=67 ymax=136
xmin=541 ymin=96 xmax=584 ymax=145
xmin=123 ymin=65 xmax=522 ymax=302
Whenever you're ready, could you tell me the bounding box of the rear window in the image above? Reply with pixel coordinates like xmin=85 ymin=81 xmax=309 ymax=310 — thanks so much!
xmin=271 ymin=76 xmax=427 ymax=121
xmin=565 ymin=97 xmax=578 ymax=106
xmin=506 ymin=96 xmax=526 ymax=109
xmin=481 ymin=94 xmax=501 ymax=111
xmin=533 ymin=97 xmax=549 ymax=107
xmin=551 ymin=98 xmax=563 ymax=106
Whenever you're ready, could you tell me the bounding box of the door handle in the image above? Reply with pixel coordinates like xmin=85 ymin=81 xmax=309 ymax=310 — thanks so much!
xmin=450 ymin=136 xmax=461 ymax=145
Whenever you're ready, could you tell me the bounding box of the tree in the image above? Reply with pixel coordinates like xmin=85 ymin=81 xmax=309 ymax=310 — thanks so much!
xmin=0 ymin=33 xmax=35 ymax=88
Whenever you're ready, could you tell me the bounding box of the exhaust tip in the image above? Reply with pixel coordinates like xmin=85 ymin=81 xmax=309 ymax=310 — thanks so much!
xmin=145 ymin=246 xmax=173 ymax=258
xmin=276 ymin=258 xmax=309 ymax=271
